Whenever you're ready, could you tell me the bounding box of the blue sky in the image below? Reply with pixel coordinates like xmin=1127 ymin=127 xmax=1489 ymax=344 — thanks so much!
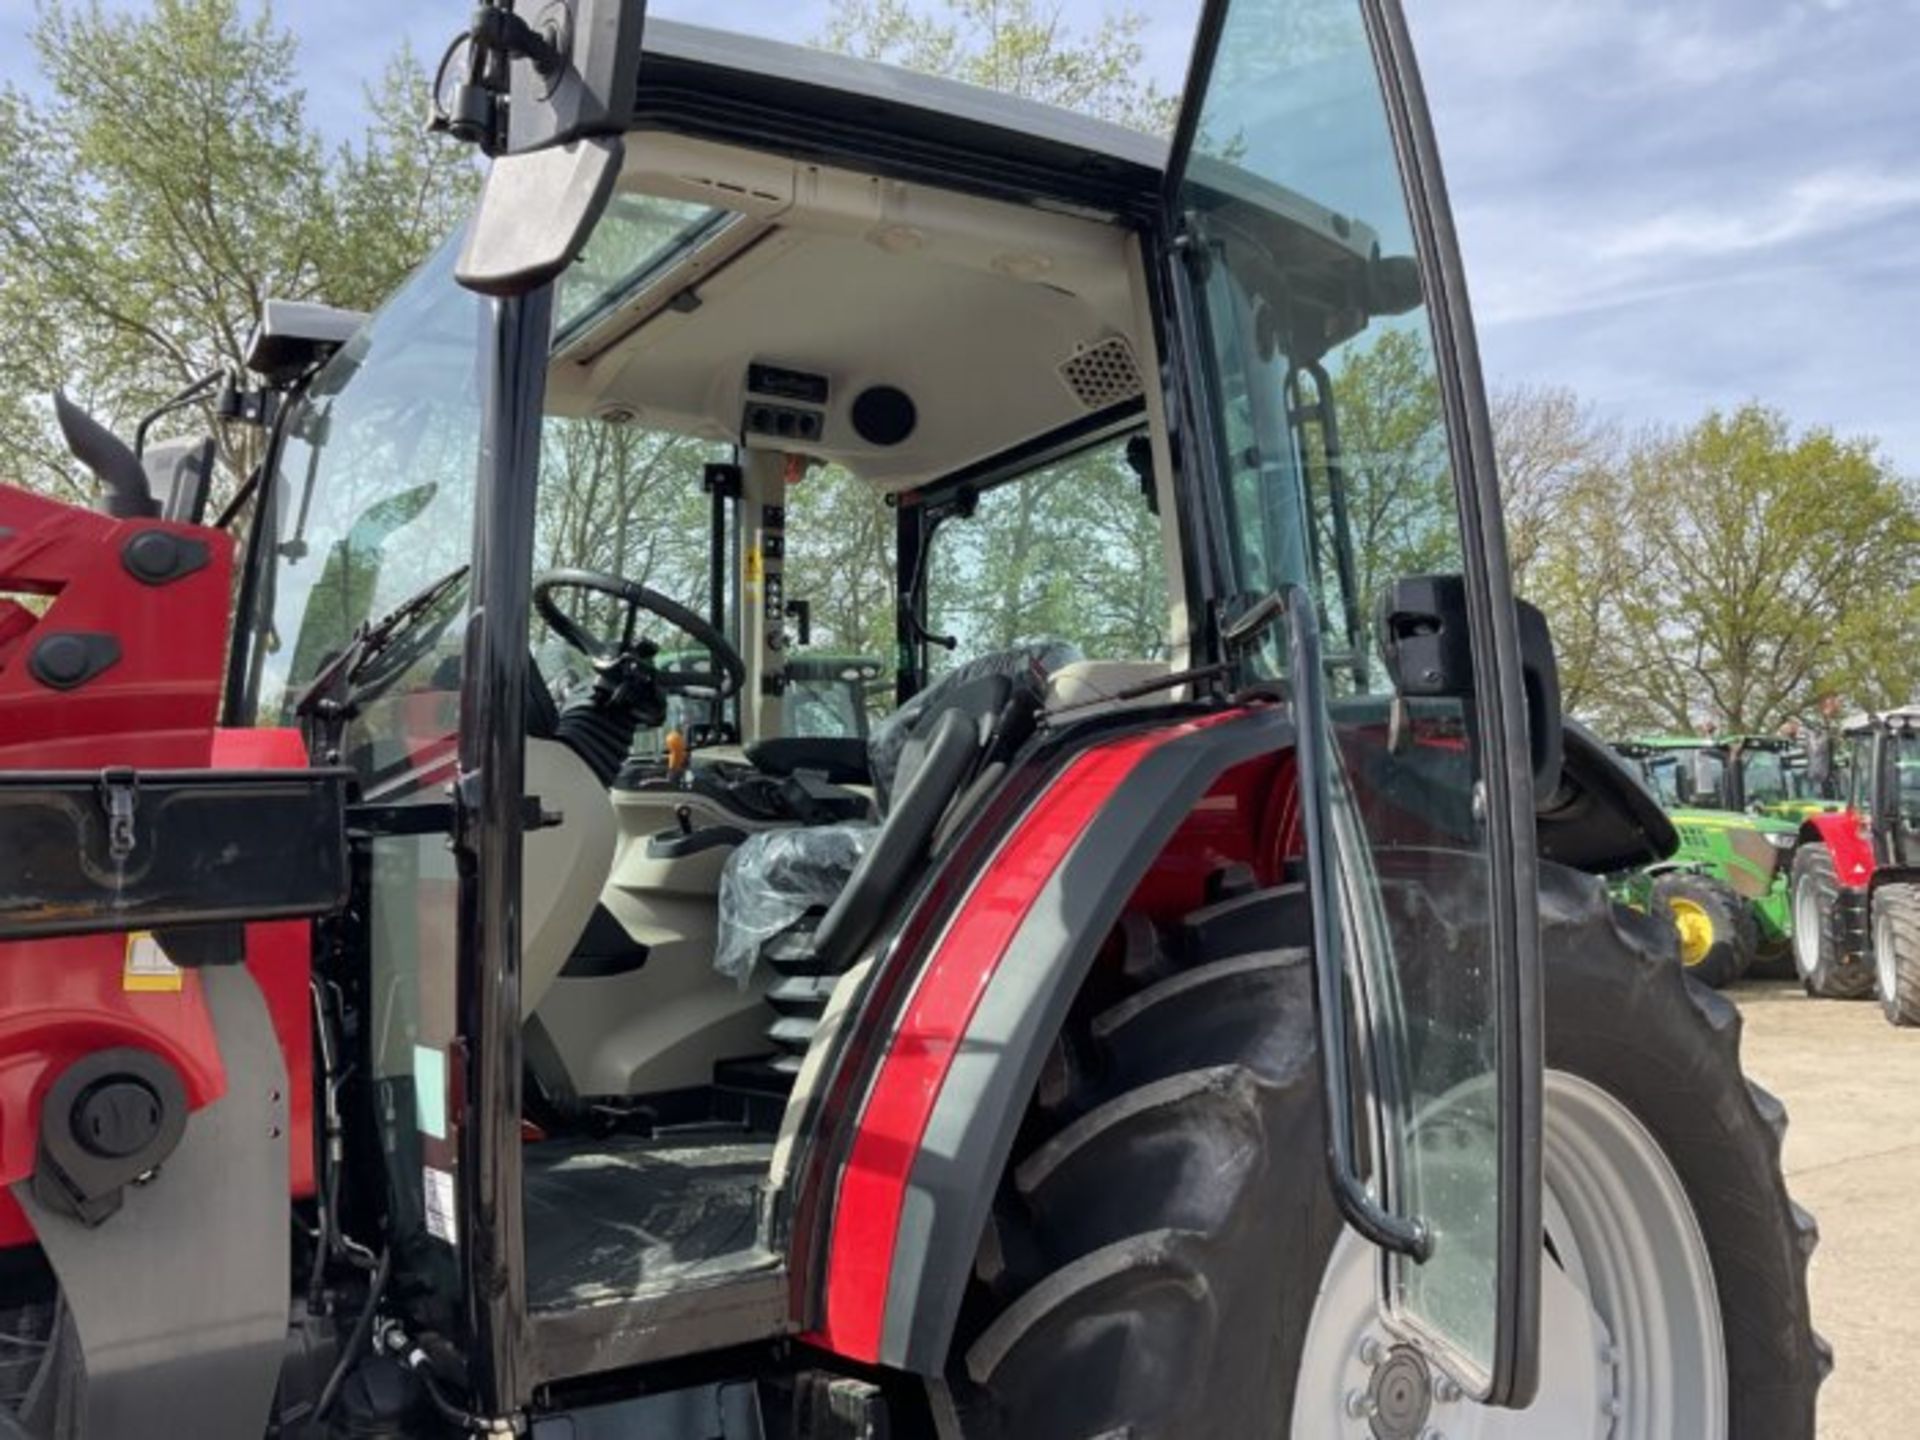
xmin=1 ymin=0 xmax=1914 ymax=472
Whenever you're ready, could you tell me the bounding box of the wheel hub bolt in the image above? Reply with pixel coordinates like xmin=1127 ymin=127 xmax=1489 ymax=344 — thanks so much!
xmin=1359 ymin=1336 xmax=1386 ymax=1366
xmin=1346 ymin=1389 xmax=1375 ymax=1419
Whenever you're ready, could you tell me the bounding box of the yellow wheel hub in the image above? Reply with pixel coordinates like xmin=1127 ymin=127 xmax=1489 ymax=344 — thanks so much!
xmin=1669 ymin=897 xmax=1715 ymax=967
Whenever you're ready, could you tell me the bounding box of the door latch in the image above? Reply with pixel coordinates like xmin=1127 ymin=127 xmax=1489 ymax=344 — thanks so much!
xmin=97 ymin=768 xmax=139 ymax=862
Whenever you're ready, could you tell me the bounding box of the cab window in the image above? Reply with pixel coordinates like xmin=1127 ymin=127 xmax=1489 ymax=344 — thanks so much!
xmin=1850 ymin=736 xmax=1876 ymax=814
xmin=532 ymin=417 xmax=732 ymax=698
xmin=924 ymin=432 xmax=1169 ymax=673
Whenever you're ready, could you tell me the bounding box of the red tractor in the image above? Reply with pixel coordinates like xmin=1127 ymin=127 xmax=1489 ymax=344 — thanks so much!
xmin=1790 ymin=707 xmax=1920 ymax=1020
xmin=0 ymin=4 xmax=1824 ymax=1437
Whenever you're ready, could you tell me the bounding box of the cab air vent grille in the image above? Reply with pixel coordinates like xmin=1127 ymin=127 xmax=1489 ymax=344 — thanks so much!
xmin=1058 ymin=336 xmax=1144 ymax=410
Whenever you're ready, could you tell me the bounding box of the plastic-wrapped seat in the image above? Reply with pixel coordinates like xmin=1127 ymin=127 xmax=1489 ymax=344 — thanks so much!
xmin=713 ymin=641 xmax=1080 ymax=993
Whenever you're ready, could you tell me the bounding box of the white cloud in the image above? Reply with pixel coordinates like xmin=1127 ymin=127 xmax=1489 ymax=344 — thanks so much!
xmin=1624 ymin=9 xmax=1793 ymax=90
xmin=1594 ymin=166 xmax=1920 ymax=261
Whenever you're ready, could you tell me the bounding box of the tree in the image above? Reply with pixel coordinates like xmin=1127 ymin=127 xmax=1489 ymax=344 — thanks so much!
xmin=1491 ymin=384 xmax=1620 ymax=585
xmin=1521 ymin=406 xmax=1920 ymax=734
xmin=1323 ymin=326 xmax=1456 ymax=611
xmin=1488 ymin=384 xmax=1627 ymax=715
xmin=818 ymin=0 xmax=1177 ymax=135
xmin=0 ymin=0 xmax=473 ymax=501
xmin=923 ymin=439 xmax=1168 ymax=664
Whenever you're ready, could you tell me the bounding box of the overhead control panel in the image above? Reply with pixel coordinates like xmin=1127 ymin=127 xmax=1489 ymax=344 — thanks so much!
xmin=741 ymin=362 xmax=829 ymax=446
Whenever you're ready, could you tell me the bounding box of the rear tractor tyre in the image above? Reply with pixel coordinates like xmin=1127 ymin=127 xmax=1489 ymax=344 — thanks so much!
xmin=1871 ymin=882 xmax=1920 ymax=1027
xmin=951 ymin=866 xmax=1825 ymax=1439
xmin=1650 ymin=871 xmax=1756 ymax=988
xmin=1790 ymin=845 xmax=1872 ymax=999
xmin=0 ymin=1258 xmax=81 ymax=1440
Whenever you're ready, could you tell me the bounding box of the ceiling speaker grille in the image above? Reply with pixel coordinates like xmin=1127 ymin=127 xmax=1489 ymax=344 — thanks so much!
xmin=1058 ymin=336 xmax=1144 ymax=410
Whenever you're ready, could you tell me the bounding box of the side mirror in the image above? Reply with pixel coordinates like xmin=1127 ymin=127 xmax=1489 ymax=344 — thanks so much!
xmin=1515 ymin=598 xmax=1564 ymax=805
xmin=1377 ymin=576 xmax=1564 ymax=804
xmin=457 ymin=135 xmax=624 ymax=297
xmin=141 ymin=435 xmax=217 ymax=526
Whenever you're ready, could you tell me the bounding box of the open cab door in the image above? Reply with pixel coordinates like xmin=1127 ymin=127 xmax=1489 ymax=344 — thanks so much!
xmin=1163 ymin=0 xmax=1547 ymax=1406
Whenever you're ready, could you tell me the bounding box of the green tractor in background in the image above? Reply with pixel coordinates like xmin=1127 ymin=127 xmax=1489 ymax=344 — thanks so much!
xmin=1612 ymin=735 xmax=1819 ymax=986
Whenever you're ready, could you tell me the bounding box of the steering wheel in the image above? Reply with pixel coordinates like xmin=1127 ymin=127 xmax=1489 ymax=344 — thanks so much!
xmin=533 ymin=568 xmax=746 ymax=700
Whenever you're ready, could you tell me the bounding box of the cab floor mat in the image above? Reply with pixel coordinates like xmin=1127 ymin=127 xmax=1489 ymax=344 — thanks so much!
xmin=522 ymin=1135 xmax=776 ymax=1311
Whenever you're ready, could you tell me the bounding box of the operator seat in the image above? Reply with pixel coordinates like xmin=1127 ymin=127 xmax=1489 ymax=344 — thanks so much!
xmin=717 ymin=644 xmax=1077 ymax=975
xmin=520 ymin=664 xmax=622 ymax=1022
xmin=717 ymin=644 xmax=1076 ymax=1082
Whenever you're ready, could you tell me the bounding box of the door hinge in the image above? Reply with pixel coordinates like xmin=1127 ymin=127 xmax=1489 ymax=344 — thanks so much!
xmin=349 ymin=789 xmax=559 ymax=847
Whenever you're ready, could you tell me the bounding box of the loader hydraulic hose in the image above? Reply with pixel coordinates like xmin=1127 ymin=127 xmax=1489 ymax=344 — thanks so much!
xmin=312 ymin=1247 xmax=391 ymax=1424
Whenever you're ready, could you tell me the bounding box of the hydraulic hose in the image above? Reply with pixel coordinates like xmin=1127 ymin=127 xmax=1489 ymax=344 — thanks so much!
xmin=312 ymin=1247 xmax=391 ymax=1424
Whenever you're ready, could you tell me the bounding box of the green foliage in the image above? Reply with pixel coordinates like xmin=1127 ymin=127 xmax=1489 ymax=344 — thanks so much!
xmin=925 ymin=438 xmax=1168 ymax=665
xmin=784 ymin=463 xmax=900 ymax=670
xmin=0 ymin=0 xmax=473 ymax=499
xmin=817 ymin=0 xmax=1178 ymax=133
xmin=1322 ymin=326 xmax=1457 ymax=608
xmin=1513 ymin=403 xmax=1920 ymax=733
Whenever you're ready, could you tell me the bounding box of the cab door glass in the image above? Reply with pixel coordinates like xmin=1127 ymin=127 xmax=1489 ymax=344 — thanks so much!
xmin=1893 ymin=729 xmax=1920 ymax=863
xmin=1173 ymin=0 xmax=1523 ymax=1390
xmin=245 ymin=232 xmax=487 ymax=1322
xmin=1851 ymin=737 xmax=1875 ymax=818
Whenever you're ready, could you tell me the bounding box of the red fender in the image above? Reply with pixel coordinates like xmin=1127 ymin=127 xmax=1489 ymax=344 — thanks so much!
xmin=1805 ymin=808 xmax=1875 ymax=890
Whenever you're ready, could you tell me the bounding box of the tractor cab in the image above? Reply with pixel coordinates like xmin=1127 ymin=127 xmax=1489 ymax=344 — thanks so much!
xmin=1788 ymin=707 xmax=1920 ymax=1015
xmin=3 ymin=4 xmax=1834 ymax=1439
xmin=1611 ymin=735 xmax=1803 ymax=985
xmin=1616 ymin=733 xmax=1813 ymax=819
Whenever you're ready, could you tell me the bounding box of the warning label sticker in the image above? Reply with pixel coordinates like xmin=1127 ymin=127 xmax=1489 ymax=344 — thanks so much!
xmin=424 ymin=1166 xmax=459 ymax=1247
xmin=123 ymin=933 xmax=183 ymax=992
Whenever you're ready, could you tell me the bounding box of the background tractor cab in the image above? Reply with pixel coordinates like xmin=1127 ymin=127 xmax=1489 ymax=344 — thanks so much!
xmin=1612 ymin=734 xmax=1805 ymax=985
xmin=1790 ymin=707 xmax=1920 ymax=1019
xmin=0 ymin=3 xmax=1827 ymax=1439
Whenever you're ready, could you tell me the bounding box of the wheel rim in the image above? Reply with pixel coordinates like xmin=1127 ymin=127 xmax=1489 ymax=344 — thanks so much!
xmin=1667 ymin=896 xmax=1714 ymax=968
xmin=1875 ymin=906 xmax=1897 ymax=1003
xmin=1292 ymin=1070 xmax=1728 ymax=1438
xmin=1792 ymin=873 xmax=1822 ymax=980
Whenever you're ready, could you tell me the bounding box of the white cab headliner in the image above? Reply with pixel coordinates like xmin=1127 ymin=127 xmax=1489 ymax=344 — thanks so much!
xmin=543 ymin=133 xmax=1146 ymax=491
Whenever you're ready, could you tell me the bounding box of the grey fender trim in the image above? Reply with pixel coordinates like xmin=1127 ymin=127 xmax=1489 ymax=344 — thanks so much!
xmin=13 ymin=965 xmax=291 ymax=1440
xmin=876 ymin=705 xmax=1295 ymax=1372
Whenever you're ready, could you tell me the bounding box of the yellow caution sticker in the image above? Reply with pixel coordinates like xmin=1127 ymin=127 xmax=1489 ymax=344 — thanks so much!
xmin=123 ymin=932 xmax=183 ymax=992
xmin=745 ymin=544 xmax=764 ymax=589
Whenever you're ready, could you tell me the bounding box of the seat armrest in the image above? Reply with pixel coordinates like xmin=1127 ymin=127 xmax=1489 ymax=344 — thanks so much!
xmin=745 ymin=735 xmax=871 ymax=785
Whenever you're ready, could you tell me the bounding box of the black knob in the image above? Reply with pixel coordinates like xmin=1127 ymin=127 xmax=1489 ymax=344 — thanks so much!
xmin=33 ymin=634 xmax=90 ymax=686
xmin=121 ymin=529 xmax=209 ymax=585
xmin=28 ymin=631 xmax=120 ymax=690
xmin=71 ymin=1077 xmax=165 ymax=1160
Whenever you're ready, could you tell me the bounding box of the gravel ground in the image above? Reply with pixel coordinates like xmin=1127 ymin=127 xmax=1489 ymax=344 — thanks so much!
xmin=1730 ymin=978 xmax=1920 ymax=1439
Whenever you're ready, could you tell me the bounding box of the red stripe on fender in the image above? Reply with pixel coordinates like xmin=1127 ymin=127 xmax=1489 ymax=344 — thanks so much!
xmin=813 ymin=713 xmax=1237 ymax=1362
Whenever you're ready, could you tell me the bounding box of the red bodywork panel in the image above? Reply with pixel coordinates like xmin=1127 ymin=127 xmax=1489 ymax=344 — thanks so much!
xmin=0 ymin=485 xmax=231 ymax=768
xmin=811 ymin=712 xmax=1288 ymax=1362
xmin=1807 ymin=808 xmax=1876 ymax=889
xmin=0 ymin=483 xmax=314 ymax=1249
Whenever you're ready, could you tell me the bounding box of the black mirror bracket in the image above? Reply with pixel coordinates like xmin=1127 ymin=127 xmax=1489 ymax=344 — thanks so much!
xmin=430 ymin=2 xmax=567 ymax=158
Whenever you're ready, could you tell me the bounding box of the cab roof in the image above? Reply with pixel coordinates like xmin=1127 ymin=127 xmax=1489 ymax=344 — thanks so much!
xmin=1843 ymin=707 xmax=1920 ymax=735
xmin=1618 ymin=734 xmax=1796 ymax=753
xmin=634 ymin=20 xmax=1171 ymax=217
